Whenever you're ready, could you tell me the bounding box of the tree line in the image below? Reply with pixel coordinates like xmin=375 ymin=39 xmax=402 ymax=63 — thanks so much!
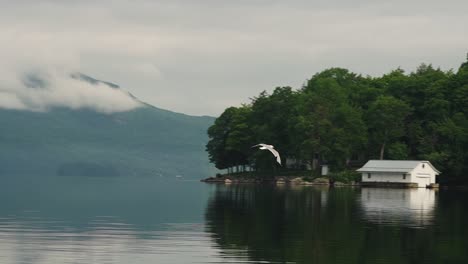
xmin=206 ymin=56 xmax=468 ymax=182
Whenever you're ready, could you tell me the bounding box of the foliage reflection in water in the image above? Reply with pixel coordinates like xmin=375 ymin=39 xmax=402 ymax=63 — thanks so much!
xmin=205 ymin=184 xmax=468 ymax=264
xmin=0 ymin=176 xmax=467 ymax=264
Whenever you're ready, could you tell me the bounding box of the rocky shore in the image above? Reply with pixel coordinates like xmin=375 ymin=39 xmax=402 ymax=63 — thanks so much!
xmin=201 ymin=175 xmax=442 ymax=189
xmin=201 ymin=175 xmax=359 ymax=186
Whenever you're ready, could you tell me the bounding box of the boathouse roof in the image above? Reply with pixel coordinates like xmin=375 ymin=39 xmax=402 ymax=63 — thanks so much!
xmin=356 ymin=160 xmax=440 ymax=174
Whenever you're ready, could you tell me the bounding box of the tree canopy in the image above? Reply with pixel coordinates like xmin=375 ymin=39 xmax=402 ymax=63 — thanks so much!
xmin=206 ymin=56 xmax=468 ymax=183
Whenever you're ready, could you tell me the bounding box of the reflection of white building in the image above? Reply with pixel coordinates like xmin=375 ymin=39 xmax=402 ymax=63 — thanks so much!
xmin=357 ymin=160 xmax=440 ymax=187
xmin=360 ymin=188 xmax=436 ymax=227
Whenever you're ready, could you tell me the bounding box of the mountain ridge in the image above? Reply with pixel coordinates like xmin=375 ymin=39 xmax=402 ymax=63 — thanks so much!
xmin=0 ymin=74 xmax=216 ymax=179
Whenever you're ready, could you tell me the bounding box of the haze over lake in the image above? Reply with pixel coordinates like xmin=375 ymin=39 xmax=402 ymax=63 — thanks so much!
xmin=1 ymin=175 xmax=466 ymax=264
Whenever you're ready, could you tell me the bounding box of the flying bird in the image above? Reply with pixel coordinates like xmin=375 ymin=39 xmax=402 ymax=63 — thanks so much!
xmin=252 ymin=143 xmax=281 ymax=165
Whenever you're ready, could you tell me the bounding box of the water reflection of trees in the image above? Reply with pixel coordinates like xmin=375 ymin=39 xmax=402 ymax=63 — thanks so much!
xmin=205 ymin=185 xmax=364 ymax=263
xmin=205 ymin=185 xmax=468 ymax=264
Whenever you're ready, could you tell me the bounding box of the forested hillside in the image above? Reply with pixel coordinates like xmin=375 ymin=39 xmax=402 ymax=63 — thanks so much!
xmin=206 ymin=56 xmax=468 ymax=183
xmin=0 ymin=75 xmax=215 ymax=179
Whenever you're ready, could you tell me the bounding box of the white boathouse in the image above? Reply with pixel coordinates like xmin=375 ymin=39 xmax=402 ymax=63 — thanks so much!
xmin=357 ymin=160 xmax=440 ymax=188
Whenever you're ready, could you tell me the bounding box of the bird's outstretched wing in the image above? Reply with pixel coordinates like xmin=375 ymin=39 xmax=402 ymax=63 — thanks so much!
xmin=252 ymin=143 xmax=281 ymax=165
xmin=266 ymin=148 xmax=281 ymax=165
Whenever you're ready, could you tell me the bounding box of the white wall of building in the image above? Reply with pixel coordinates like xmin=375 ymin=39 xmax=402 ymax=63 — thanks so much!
xmin=361 ymin=172 xmax=410 ymax=183
xmin=410 ymin=162 xmax=437 ymax=187
xmin=360 ymin=162 xmax=438 ymax=187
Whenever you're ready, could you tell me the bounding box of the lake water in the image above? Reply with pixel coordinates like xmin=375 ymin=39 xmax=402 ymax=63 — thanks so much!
xmin=0 ymin=176 xmax=467 ymax=264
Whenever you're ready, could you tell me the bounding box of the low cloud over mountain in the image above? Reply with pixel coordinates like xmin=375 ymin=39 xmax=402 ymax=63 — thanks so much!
xmin=0 ymin=67 xmax=141 ymax=113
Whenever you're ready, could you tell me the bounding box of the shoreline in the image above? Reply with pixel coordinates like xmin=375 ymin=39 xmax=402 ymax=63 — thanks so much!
xmin=201 ymin=175 xmax=443 ymax=188
xmin=201 ymin=175 xmax=359 ymax=187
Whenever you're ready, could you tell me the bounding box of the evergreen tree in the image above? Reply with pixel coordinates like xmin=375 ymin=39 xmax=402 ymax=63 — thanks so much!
xmin=206 ymin=55 xmax=468 ymax=182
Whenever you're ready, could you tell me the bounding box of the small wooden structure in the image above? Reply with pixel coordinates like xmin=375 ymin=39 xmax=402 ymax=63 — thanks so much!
xmin=357 ymin=160 xmax=440 ymax=188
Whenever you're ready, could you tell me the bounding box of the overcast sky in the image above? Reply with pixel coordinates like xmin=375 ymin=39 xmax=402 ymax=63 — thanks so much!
xmin=1 ymin=0 xmax=467 ymax=116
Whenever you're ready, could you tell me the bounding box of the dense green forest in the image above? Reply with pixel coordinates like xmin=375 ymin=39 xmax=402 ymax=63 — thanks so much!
xmin=206 ymin=56 xmax=468 ymax=183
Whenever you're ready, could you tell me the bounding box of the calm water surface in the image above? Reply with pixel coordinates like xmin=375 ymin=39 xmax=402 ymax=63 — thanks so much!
xmin=0 ymin=175 xmax=467 ymax=264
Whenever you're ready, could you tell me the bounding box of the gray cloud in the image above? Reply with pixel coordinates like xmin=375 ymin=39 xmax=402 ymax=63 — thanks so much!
xmin=0 ymin=65 xmax=141 ymax=113
xmin=0 ymin=0 xmax=467 ymax=115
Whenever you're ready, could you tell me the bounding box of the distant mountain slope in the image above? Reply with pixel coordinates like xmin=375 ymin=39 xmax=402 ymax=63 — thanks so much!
xmin=0 ymin=74 xmax=215 ymax=178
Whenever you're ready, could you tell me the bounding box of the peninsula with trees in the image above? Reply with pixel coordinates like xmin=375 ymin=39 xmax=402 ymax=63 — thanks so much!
xmin=205 ymin=55 xmax=468 ymax=185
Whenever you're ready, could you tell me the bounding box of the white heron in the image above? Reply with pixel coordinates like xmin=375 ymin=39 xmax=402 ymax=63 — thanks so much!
xmin=252 ymin=143 xmax=281 ymax=165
